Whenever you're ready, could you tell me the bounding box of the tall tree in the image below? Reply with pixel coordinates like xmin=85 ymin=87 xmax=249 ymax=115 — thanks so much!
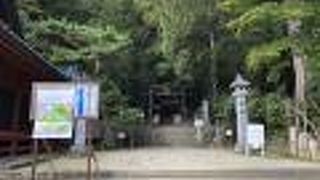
xmin=219 ymin=0 xmax=320 ymax=154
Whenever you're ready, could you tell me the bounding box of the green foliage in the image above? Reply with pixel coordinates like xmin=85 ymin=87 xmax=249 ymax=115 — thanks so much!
xmin=248 ymin=93 xmax=287 ymax=139
xmin=25 ymin=18 xmax=131 ymax=62
xmin=37 ymin=0 xmax=139 ymax=28
xmin=100 ymin=77 xmax=127 ymax=118
xmin=206 ymin=96 xmax=233 ymax=143
xmin=133 ymin=0 xmax=219 ymax=97
xmin=112 ymin=108 xmax=145 ymax=129
xmin=221 ymin=0 xmax=320 ymax=141
xmin=135 ymin=0 xmax=215 ymax=56
xmin=100 ymin=76 xmax=144 ymax=129
xmin=221 ymin=0 xmax=320 ymax=65
xmin=211 ymin=95 xmax=232 ymax=124
xmin=246 ymin=37 xmax=292 ymax=72
xmin=211 ymin=92 xmax=288 ymax=139
xmin=226 ymin=2 xmax=316 ymax=37
xmin=20 ymin=0 xmax=237 ymax=110
xmin=220 ymin=0 xmax=320 ymax=95
xmin=217 ymin=0 xmax=260 ymax=14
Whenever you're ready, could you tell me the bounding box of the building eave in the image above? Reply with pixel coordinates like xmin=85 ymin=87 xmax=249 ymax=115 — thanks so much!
xmin=0 ymin=22 xmax=69 ymax=81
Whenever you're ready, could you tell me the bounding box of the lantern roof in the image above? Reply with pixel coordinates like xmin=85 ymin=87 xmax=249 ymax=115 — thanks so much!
xmin=230 ymin=73 xmax=250 ymax=89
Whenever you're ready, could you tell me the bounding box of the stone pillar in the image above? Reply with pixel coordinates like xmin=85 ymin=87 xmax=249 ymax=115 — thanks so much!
xmin=72 ymin=119 xmax=86 ymax=154
xmin=194 ymin=117 xmax=204 ymax=142
xmin=289 ymin=126 xmax=298 ymax=155
xmin=234 ymin=90 xmax=249 ymax=153
xmin=202 ymin=100 xmax=209 ymax=123
xmin=230 ymin=74 xmax=250 ymax=154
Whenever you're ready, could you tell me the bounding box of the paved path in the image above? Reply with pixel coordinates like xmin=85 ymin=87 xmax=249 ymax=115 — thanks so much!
xmin=5 ymin=147 xmax=320 ymax=179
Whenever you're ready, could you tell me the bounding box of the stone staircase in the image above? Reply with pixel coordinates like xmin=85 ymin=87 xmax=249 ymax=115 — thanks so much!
xmin=151 ymin=124 xmax=203 ymax=147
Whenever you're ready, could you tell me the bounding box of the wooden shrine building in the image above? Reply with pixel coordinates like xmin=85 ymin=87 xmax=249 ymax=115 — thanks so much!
xmin=0 ymin=2 xmax=67 ymax=155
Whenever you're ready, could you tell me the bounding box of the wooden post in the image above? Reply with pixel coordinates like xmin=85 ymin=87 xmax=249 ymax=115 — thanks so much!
xmin=12 ymin=91 xmax=22 ymax=130
xmin=11 ymin=91 xmax=22 ymax=156
xmin=181 ymin=91 xmax=187 ymax=122
xmin=31 ymin=139 xmax=38 ymax=180
xmin=148 ymin=89 xmax=153 ymax=124
xmin=130 ymin=128 xmax=134 ymax=149
xmin=86 ymin=119 xmax=93 ymax=180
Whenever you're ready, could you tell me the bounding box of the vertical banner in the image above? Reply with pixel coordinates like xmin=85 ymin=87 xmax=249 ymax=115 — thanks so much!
xmin=73 ymin=82 xmax=99 ymax=152
xmin=74 ymin=82 xmax=99 ymax=119
xmin=31 ymin=83 xmax=75 ymax=139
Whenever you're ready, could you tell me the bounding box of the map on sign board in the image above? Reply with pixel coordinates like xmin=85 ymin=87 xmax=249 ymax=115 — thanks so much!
xmin=32 ymin=83 xmax=74 ymax=139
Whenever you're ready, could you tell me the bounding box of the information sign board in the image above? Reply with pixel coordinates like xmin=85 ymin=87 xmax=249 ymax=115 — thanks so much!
xmin=247 ymin=124 xmax=265 ymax=150
xmin=32 ymin=83 xmax=75 ymax=139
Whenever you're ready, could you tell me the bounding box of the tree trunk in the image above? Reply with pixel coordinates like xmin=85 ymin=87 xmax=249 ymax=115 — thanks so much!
xmin=287 ymin=17 xmax=306 ymax=156
xmin=209 ymin=32 xmax=216 ymax=99
xmin=293 ymin=49 xmax=306 ymax=129
xmin=286 ymin=0 xmax=307 ymax=157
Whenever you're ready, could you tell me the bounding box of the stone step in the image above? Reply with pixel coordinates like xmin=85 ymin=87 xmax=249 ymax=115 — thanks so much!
xmin=151 ymin=125 xmax=203 ymax=146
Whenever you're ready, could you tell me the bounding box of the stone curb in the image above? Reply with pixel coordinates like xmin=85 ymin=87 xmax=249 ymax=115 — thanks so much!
xmin=2 ymin=168 xmax=320 ymax=179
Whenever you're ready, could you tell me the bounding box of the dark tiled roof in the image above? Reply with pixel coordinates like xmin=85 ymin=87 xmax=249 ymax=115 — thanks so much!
xmin=0 ymin=21 xmax=68 ymax=80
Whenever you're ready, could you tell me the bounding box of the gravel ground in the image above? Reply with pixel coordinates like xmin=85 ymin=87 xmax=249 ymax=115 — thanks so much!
xmin=3 ymin=147 xmax=320 ymax=179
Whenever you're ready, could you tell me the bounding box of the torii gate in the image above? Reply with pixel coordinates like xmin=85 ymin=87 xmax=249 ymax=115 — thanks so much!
xmin=147 ymin=85 xmax=188 ymax=125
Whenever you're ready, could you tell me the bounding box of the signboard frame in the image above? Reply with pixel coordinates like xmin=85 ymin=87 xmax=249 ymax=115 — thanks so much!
xmin=31 ymin=82 xmax=75 ymax=139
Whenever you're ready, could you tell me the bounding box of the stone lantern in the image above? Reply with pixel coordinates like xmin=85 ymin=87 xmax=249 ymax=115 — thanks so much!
xmin=230 ymin=74 xmax=250 ymax=153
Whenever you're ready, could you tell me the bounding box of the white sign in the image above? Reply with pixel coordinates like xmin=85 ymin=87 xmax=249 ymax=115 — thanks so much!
xmin=247 ymin=124 xmax=265 ymax=150
xmin=194 ymin=118 xmax=204 ymax=128
xmin=32 ymin=83 xmax=75 ymax=139
xmin=31 ymin=82 xmax=100 ymax=139
xmin=74 ymin=82 xmax=99 ymax=119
